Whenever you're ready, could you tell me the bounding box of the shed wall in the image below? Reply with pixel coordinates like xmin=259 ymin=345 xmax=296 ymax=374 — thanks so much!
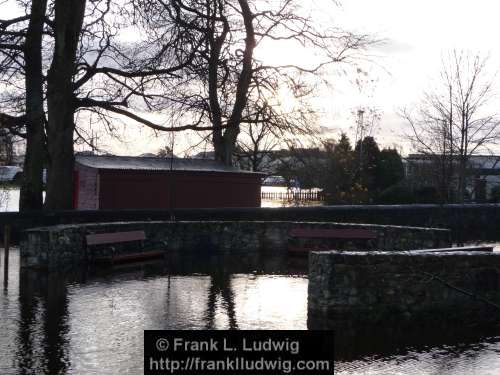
xmin=75 ymin=164 xmax=99 ymax=210
xmin=97 ymin=170 xmax=261 ymax=209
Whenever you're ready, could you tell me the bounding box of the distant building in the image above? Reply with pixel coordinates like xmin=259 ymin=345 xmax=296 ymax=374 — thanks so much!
xmin=192 ymin=151 xmax=216 ymax=159
xmin=404 ymin=154 xmax=500 ymax=202
xmin=74 ymin=155 xmax=264 ymax=209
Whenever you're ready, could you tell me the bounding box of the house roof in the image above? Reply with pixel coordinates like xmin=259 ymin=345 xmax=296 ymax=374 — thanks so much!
xmin=407 ymin=153 xmax=500 ymax=160
xmin=404 ymin=154 xmax=500 ymax=168
xmin=75 ymin=154 xmax=264 ymax=175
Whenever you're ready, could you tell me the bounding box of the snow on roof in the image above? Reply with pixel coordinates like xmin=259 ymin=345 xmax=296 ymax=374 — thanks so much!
xmin=75 ymin=154 xmax=263 ymax=174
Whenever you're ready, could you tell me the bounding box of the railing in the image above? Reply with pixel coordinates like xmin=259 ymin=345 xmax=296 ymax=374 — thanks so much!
xmin=261 ymin=191 xmax=325 ymax=201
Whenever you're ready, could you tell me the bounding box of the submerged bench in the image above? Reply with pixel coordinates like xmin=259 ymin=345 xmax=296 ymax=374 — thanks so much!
xmin=86 ymin=230 xmax=167 ymax=265
xmin=288 ymin=227 xmax=377 ymax=254
xmin=20 ymin=221 xmax=451 ymax=269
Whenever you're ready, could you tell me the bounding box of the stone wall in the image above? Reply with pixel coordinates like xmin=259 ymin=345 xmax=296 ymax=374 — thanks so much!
xmin=2 ymin=203 xmax=500 ymax=244
xmin=308 ymin=250 xmax=500 ymax=330
xmin=20 ymin=221 xmax=450 ymax=269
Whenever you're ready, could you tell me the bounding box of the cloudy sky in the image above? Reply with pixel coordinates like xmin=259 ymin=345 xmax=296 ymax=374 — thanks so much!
xmin=331 ymin=0 xmax=500 ymax=152
xmin=5 ymin=0 xmax=500 ymax=156
xmin=114 ymin=0 xmax=500 ymax=156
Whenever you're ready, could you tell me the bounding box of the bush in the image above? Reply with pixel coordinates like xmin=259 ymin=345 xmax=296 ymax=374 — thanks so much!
xmin=414 ymin=186 xmax=440 ymax=203
xmin=377 ymin=184 xmax=415 ymax=204
xmin=490 ymin=186 xmax=500 ymax=203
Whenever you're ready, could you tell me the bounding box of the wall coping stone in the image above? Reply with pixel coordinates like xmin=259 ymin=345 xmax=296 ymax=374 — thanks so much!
xmin=312 ymin=250 xmax=499 ymax=257
xmin=24 ymin=220 xmax=451 ymax=233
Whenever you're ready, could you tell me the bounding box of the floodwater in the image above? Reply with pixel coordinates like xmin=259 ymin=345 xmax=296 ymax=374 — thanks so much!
xmin=0 ymin=248 xmax=308 ymax=374
xmin=2 ymin=188 xmax=500 ymax=374
xmin=261 ymin=185 xmax=323 ymax=208
xmin=1 ymin=249 xmax=500 ymax=374
xmin=335 ymin=340 xmax=500 ymax=375
xmin=0 ymin=188 xmax=19 ymax=212
xmin=0 ymin=187 xmax=314 ymax=210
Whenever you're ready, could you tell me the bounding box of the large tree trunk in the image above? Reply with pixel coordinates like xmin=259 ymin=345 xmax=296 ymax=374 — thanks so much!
xmin=44 ymin=0 xmax=86 ymax=210
xmin=19 ymin=0 xmax=48 ymax=211
xmin=213 ymin=0 xmax=255 ymax=166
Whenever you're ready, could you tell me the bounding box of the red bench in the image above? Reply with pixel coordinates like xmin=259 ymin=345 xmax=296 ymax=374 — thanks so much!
xmin=86 ymin=230 xmax=166 ymax=265
xmin=288 ymin=227 xmax=377 ymax=255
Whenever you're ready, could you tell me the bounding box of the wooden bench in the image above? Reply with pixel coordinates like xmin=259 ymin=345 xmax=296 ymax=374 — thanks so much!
xmin=85 ymin=230 xmax=167 ymax=265
xmin=288 ymin=227 xmax=377 ymax=255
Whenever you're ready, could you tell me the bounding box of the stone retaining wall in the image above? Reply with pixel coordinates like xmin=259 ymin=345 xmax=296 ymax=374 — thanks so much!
xmin=4 ymin=203 xmax=500 ymax=244
xmin=308 ymin=250 xmax=500 ymax=329
xmin=20 ymin=221 xmax=450 ymax=269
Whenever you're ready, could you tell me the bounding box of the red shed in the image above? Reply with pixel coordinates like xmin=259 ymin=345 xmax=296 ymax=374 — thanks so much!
xmin=74 ymin=155 xmax=264 ymax=210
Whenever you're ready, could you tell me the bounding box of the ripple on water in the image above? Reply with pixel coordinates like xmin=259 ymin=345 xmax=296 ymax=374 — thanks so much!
xmin=336 ymin=339 xmax=500 ymax=375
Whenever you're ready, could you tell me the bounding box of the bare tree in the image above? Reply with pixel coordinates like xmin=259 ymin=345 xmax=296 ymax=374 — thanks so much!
xmin=132 ymin=0 xmax=373 ymax=166
xmin=22 ymin=0 xmax=47 ymax=210
xmin=0 ymin=128 xmax=14 ymax=164
xmin=1 ymin=0 xmax=205 ymax=209
xmin=0 ymin=0 xmax=47 ymax=210
xmin=235 ymin=120 xmax=280 ymax=172
xmin=234 ymin=96 xmax=317 ymax=171
xmin=1 ymin=0 xmax=373 ymax=209
xmin=43 ymin=0 xmax=87 ymax=209
xmin=402 ymin=50 xmax=500 ymax=202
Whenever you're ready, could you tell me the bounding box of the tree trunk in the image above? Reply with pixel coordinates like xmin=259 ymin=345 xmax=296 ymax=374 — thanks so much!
xmin=457 ymin=156 xmax=467 ymax=203
xmin=44 ymin=0 xmax=86 ymax=210
xmin=213 ymin=0 xmax=255 ymax=166
xmin=19 ymin=0 xmax=47 ymax=211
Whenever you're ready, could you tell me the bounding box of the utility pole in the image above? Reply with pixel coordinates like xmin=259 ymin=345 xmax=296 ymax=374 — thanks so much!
xmin=168 ymin=126 xmax=176 ymax=222
xmin=355 ymin=109 xmax=365 ymax=172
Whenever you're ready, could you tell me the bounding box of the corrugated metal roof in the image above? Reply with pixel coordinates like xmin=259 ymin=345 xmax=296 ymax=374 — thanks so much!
xmin=75 ymin=154 xmax=263 ymax=174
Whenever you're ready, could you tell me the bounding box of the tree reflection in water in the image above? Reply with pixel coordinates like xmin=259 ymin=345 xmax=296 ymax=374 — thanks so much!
xmin=205 ymin=270 xmax=238 ymax=330
xmin=16 ymin=269 xmax=73 ymax=375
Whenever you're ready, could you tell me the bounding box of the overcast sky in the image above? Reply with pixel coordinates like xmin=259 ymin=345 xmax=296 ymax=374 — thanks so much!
xmin=331 ymin=0 xmax=500 ymax=152
xmin=121 ymin=0 xmax=500 ymax=156
xmin=5 ymin=0 xmax=500 ymax=156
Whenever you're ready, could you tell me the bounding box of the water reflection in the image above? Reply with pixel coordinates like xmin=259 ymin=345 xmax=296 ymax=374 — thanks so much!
xmin=0 ymin=249 xmax=307 ymax=374
xmin=205 ymin=270 xmax=238 ymax=329
xmin=16 ymin=270 xmax=72 ymax=375
xmin=335 ymin=337 xmax=500 ymax=375
xmin=4 ymin=247 xmax=500 ymax=375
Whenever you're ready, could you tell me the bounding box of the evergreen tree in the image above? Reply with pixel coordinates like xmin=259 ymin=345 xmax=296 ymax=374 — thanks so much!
xmin=324 ymin=133 xmax=359 ymax=203
xmin=376 ymin=148 xmax=405 ymax=191
xmin=354 ymin=136 xmax=380 ymax=201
